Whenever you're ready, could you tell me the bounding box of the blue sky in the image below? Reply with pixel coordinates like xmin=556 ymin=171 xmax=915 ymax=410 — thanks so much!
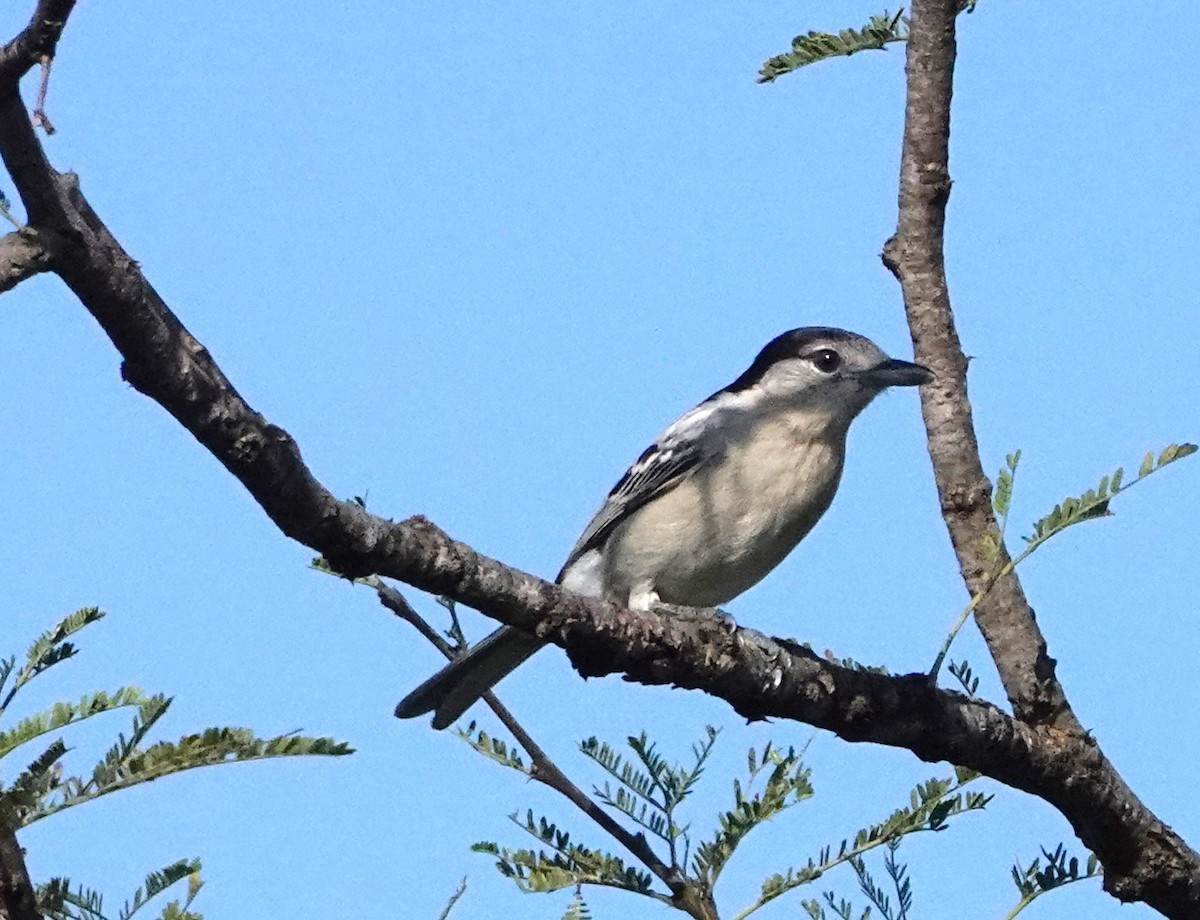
xmin=2 ymin=3 xmax=1197 ymax=919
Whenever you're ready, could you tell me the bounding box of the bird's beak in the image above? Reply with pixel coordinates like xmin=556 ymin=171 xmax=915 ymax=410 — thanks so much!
xmin=860 ymin=358 xmax=934 ymax=389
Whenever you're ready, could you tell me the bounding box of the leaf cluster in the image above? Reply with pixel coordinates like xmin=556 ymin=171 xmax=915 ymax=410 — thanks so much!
xmin=1006 ymin=844 xmax=1100 ymax=918
xmin=470 ymin=724 xmax=991 ymax=919
xmin=1026 ymin=443 xmax=1195 ymax=545
xmin=0 ymin=608 xmax=353 ymax=920
xmin=41 ymin=859 xmax=204 ymax=920
xmin=473 ymin=812 xmax=654 ymax=896
xmin=759 ymin=11 xmax=908 ymax=83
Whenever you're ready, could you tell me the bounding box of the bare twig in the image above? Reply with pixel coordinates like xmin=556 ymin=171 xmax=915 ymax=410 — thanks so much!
xmin=375 ymin=580 xmax=715 ymax=918
xmin=31 ymin=56 xmax=53 ymax=135
xmin=434 ymin=877 xmax=467 ymax=920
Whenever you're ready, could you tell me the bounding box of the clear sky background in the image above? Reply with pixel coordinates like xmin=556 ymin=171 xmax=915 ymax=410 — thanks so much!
xmin=2 ymin=3 xmax=1197 ymax=919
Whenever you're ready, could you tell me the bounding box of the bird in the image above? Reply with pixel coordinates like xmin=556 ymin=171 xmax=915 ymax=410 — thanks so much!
xmin=395 ymin=327 xmax=932 ymax=729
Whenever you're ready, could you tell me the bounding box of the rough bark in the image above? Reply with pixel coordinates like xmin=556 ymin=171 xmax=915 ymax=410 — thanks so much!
xmin=881 ymin=0 xmax=1200 ymax=912
xmin=0 ymin=827 xmax=41 ymax=920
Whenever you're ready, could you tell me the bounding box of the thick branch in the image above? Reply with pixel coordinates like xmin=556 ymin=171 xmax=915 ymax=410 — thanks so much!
xmin=0 ymin=827 xmax=42 ymax=920
xmin=882 ymin=0 xmax=1076 ymax=731
xmin=0 ymin=228 xmax=61 ymax=293
xmin=881 ymin=0 xmax=1200 ymax=914
xmin=0 ymin=0 xmax=75 ymax=86
xmin=1 ymin=4 xmax=1197 ymax=916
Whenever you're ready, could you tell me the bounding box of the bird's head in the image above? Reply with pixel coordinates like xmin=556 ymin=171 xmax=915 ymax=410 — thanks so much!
xmin=722 ymin=326 xmax=933 ymax=427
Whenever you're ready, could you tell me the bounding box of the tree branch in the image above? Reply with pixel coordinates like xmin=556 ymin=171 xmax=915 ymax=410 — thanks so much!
xmin=372 ymin=582 xmax=715 ymax=917
xmin=0 ymin=827 xmax=42 ymax=920
xmin=0 ymin=0 xmax=75 ymax=86
xmin=881 ymin=0 xmax=1200 ymax=914
xmin=1 ymin=4 xmax=1197 ymax=917
xmin=0 ymin=228 xmax=61 ymax=293
xmin=882 ymin=0 xmax=1076 ymax=732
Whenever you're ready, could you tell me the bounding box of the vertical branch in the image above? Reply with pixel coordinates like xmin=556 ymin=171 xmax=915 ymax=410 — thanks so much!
xmin=881 ymin=0 xmax=1079 ymax=731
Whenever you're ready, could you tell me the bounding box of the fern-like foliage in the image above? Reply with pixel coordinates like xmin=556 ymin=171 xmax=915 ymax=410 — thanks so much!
xmin=0 ymin=607 xmax=106 ymax=716
xmin=1025 ymin=443 xmax=1196 ymax=546
xmin=849 ymin=839 xmax=912 ymax=920
xmin=693 ymin=741 xmax=814 ymax=892
xmin=29 ymin=728 xmax=351 ymax=824
xmin=935 ymin=441 xmax=1196 ymax=678
xmin=560 ymin=887 xmax=592 ymax=920
xmin=746 ymin=769 xmax=988 ymax=918
xmin=473 ymin=722 xmax=993 ymax=918
xmin=1 ymin=610 xmax=352 ymax=920
xmin=0 ymin=688 xmax=167 ymax=762
xmin=473 ymin=811 xmax=657 ymax=896
xmin=1006 ymin=844 xmax=1100 ymax=918
xmin=759 ymin=2 xmax=981 ymax=83
xmin=40 ymin=858 xmax=203 ymax=920
xmin=759 ymin=10 xmax=908 ymax=83
xmin=457 ymin=722 xmax=530 ymax=775
xmin=582 ymin=725 xmax=718 ymax=868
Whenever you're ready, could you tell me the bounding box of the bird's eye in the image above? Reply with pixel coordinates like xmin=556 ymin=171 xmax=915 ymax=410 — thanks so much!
xmin=810 ymin=349 xmax=842 ymax=373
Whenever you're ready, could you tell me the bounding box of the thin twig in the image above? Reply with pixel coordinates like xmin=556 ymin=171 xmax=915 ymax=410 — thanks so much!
xmin=434 ymin=877 xmax=467 ymax=920
xmin=374 ymin=580 xmax=690 ymax=909
xmin=31 ymin=56 xmax=54 ymax=136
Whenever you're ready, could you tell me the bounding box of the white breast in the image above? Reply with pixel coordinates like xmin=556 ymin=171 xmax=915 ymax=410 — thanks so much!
xmin=602 ymin=409 xmax=846 ymax=607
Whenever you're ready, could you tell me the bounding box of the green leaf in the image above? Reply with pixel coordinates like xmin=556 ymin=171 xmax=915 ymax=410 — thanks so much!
xmin=1139 ymin=451 xmax=1155 ymax=477
xmin=475 ymin=811 xmax=656 ymax=895
xmin=120 ymin=858 xmax=202 ymax=920
xmin=457 ymin=722 xmax=530 ymax=775
xmin=759 ymin=10 xmax=908 ymax=83
xmin=0 ymin=688 xmax=166 ymax=761
xmin=1 ymin=608 xmax=106 ymax=714
xmin=26 ymin=728 xmax=352 ymax=825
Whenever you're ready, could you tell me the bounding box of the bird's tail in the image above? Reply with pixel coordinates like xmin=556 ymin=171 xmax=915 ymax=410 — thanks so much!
xmin=394 ymin=626 xmax=543 ymax=730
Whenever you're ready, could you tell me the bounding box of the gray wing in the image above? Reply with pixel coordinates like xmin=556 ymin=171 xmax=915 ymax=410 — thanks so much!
xmin=556 ymin=401 xmax=721 ymax=579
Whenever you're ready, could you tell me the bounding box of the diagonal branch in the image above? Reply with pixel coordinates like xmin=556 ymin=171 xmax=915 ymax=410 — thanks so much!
xmin=373 ymin=582 xmax=711 ymax=916
xmin=880 ymin=0 xmax=1076 ymax=732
